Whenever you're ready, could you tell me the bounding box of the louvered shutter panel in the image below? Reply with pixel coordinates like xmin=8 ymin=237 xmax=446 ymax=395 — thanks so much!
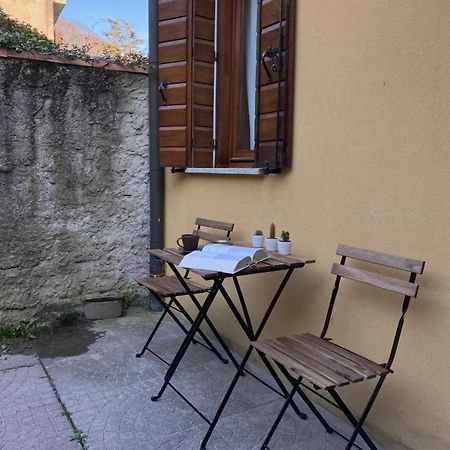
xmin=255 ymin=0 xmax=295 ymax=169
xmin=158 ymin=0 xmax=190 ymax=167
xmin=158 ymin=0 xmax=215 ymax=168
xmin=192 ymin=0 xmax=215 ymax=167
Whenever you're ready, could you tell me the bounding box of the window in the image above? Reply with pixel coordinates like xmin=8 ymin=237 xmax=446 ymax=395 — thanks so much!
xmin=158 ymin=0 xmax=296 ymax=173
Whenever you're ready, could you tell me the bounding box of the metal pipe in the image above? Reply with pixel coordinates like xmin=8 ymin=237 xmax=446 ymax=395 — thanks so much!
xmin=148 ymin=0 xmax=164 ymax=310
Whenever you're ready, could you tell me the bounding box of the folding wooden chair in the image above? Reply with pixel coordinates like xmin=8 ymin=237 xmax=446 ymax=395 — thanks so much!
xmin=252 ymin=244 xmax=425 ymax=449
xmin=135 ymin=218 xmax=239 ymax=367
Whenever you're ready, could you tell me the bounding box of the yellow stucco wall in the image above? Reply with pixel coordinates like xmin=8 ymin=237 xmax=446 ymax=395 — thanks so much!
xmin=163 ymin=1 xmax=450 ymax=448
xmin=0 ymin=0 xmax=65 ymax=39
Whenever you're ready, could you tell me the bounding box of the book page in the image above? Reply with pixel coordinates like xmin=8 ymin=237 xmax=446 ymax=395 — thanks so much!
xmin=179 ymin=251 xmax=251 ymax=273
xmin=202 ymin=244 xmax=267 ymax=262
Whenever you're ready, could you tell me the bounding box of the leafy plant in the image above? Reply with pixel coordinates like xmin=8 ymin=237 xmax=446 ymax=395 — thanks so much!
xmin=119 ymin=288 xmax=138 ymax=309
xmin=280 ymin=230 xmax=290 ymax=242
xmin=269 ymin=223 xmax=276 ymax=239
xmin=0 ymin=8 xmax=148 ymax=66
xmin=0 ymin=319 xmax=38 ymax=341
xmin=254 ymin=229 xmax=263 ymax=236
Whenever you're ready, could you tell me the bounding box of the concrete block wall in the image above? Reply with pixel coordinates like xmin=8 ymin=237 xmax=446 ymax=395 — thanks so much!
xmin=0 ymin=57 xmax=149 ymax=322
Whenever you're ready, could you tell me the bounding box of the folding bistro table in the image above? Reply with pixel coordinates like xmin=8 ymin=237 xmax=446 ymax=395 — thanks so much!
xmin=147 ymin=247 xmax=315 ymax=447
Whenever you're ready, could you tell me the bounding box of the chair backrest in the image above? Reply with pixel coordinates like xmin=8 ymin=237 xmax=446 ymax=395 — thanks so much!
xmin=321 ymin=243 xmax=425 ymax=368
xmin=194 ymin=217 xmax=235 ymax=243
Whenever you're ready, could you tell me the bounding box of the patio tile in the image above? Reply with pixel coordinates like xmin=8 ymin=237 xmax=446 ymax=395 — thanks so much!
xmin=0 ymin=363 xmax=78 ymax=450
xmin=0 ymin=307 xmax=387 ymax=449
xmin=215 ymin=398 xmax=379 ymax=450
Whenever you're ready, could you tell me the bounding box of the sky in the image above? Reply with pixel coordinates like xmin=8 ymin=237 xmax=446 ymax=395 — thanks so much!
xmin=61 ymin=0 xmax=148 ymax=50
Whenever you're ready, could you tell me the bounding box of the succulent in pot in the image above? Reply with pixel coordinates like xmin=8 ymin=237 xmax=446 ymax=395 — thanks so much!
xmin=265 ymin=223 xmax=278 ymax=251
xmin=252 ymin=229 xmax=265 ymax=247
xmin=278 ymin=230 xmax=292 ymax=255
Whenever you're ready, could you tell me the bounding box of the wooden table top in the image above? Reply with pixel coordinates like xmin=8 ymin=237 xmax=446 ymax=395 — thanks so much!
xmin=148 ymin=248 xmax=315 ymax=280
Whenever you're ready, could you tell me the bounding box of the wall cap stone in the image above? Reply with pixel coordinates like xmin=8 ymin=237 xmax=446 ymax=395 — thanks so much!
xmin=0 ymin=47 xmax=148 ymax=75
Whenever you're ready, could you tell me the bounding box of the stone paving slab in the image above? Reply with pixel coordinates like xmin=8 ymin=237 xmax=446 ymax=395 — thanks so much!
xmin=1 ymin=307 xmax=389 ymax=449
xmin=0 ymin=360 xmax=78 ymax=450
xmin=36 ymin=307 xmax=385 ymax=450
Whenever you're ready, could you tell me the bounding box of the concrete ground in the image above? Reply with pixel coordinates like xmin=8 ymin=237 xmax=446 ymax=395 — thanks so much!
xmin=0 ymin=307 xmax=392 ymax=450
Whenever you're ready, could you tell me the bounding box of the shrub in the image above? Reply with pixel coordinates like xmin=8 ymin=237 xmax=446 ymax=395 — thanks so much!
xmin=0 ymin=8 xmax=148 ymax=66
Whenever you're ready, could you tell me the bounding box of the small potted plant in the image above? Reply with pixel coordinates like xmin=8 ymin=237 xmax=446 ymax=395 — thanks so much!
xmin=252 ymin=229 xmax=265 ymax=247
xmin=278 ymin=230 xmax=292 ymax=255
xmin=265 ymin=223 xmax=278 ymax=251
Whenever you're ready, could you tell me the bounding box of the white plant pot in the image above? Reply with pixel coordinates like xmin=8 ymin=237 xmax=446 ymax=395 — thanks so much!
xmin=265 ymin=238 xmax=278 ymax=252
xmin=278 ymin=241 xmax=292 ymax=255
xmin=251 ymin=235 xmax=265 ymax=247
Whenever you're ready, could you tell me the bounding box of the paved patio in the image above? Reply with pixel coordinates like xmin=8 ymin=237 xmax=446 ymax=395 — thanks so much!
xmin=0 ymin=307 xmax=395 ymax=450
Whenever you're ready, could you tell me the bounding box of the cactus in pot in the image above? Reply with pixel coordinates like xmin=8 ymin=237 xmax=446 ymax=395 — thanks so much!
xmin=278 ymin=230 xmax=292 ymax=255
xmin=251 ymin=229 xmax=265 ymax=247
xmin=265 ymin=223 xmax=278 ymax=251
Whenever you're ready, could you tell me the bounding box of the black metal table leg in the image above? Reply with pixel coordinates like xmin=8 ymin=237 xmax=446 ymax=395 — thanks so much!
xmin=172 ymin=297 xmax=229 ymax=363
xmin=151 ymin=278 xmax=224 ymax=402
xmin=200 ymin=343 xmax=254 ymax=450
xmin=260 ymin=378 xmax=302 ymax=450
xmin=168 ymin=262 xmax=240 ymax=370
xmin=200 ymin=269 xmax=298 ymax=449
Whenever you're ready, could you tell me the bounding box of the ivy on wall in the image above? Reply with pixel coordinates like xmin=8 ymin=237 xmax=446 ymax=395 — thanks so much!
xmin=0 ymin=8 xmax=148 ymax=66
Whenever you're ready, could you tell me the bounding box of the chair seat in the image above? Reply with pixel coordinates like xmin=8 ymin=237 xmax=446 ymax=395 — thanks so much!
xmin=136 ymin=275 xmax=209 ymax=298
xmin=251 ymin=333 xmax=390 ymax=390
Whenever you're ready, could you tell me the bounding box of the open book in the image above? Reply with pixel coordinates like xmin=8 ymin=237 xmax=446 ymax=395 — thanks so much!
xmin=179 ymin=244 xmax=268 ymax=274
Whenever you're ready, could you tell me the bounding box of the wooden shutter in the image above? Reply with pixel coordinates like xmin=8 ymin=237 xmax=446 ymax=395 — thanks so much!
xmin=158 ymin=0 xmax=216 ymax=168
xmin=255 ymin=0 xmax=295 ymax=169
xmin=192 ymin=0 xmax=215 ymax=167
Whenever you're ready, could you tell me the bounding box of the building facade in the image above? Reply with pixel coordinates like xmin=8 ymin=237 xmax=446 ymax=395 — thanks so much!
xmin=0 ymin=0 xmax=65 ymax=39
xmin=163 ymin=1 xmax=450 ymax=449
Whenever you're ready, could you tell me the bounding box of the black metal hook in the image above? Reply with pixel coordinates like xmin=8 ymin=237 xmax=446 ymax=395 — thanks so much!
xmin=263 ymin=161 xmax=282 ymax=175
xmin=159 ymin=81 xmax=168 ymax=105
xmin=261 ymin=47 xmax=280 ymax=82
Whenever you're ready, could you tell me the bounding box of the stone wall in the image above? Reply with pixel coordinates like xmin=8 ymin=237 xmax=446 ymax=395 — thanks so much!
xmin=0 ymin=57 xmax=149 ymax=322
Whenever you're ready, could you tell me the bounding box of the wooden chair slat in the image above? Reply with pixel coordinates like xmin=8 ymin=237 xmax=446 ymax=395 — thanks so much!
xmin=136 ymin=275 xmax=208 ymax=297
xmin=300 ymin=334 xmax=389 ymax=376
xmin=277 ymin=337 xmax=368 ymax=382
xmin=148 ymin=248 xmax=182 ymax=265
xmin=252 ymin=340 xmax=339 ymax=390
xmin=253 ymin=333 xmax=389 ymax=390
xmin=270 ymin=338 xmax=354 ymax=386
xmin=337 ymin=244 xmax=425 ymax=274
xmin=195 ymin=217 xmax=234 ymax=232
xmin=195 ymin=229 xmax=231 ymax=242
xmin=331 ymin=263 xmax=419 ymax=297
xmin=287 ymin=335 xmax=376 ymax=378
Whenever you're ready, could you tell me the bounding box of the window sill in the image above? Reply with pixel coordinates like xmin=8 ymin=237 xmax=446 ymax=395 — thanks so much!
xmin=174 ymin=167 xmax=265 ymax=176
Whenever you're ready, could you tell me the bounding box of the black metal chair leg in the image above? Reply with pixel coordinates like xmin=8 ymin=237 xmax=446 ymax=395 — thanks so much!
xmin=162 ymin=298 xmax=200 ymax=344
xmin=188 ymin=295 xmax=241 ymax=370
xmin=275 ymin=363 xmax=333 ymax=434
xmin=260 ymin=379 xmax=301 ymax=450
xmin=257 ymin=351 xmax=307 ymax=420
xmin=328 ymin=390 xmax=377 ymax=450
xmin=136 ymin=296 xmax=173 ymax=357
xmin=345 ymin=376 xmax=386 ymax=450
xmin=172 ymin=297 xmax=230 ymax=364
